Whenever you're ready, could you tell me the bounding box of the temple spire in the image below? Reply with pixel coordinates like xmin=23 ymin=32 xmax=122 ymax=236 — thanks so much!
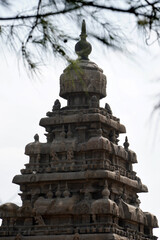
xmin=81 ymin=19 xmax=87 ymax=38
xmin=75 ymin=19 xmax=92 ymax=60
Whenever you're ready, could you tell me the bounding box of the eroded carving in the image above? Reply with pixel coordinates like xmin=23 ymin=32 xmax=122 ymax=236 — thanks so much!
xmin=15 ymin=233 xmax=23 ymax=240
xmin=52 ymin=99 xmax=61 ymax=111
xmin=89 ymin=95 xmax=99 ymax=108
xmin=73 ymin=233 xmax=80 ymax=240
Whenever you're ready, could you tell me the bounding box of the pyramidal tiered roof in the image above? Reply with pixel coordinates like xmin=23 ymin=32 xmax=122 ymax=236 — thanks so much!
xmin=0 ymin=20 xmax=158 ymax=240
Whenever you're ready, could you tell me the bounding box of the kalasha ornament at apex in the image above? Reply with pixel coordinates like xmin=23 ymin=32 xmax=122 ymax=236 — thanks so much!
xmin=0 ymin=20 xmax=158 ymax=240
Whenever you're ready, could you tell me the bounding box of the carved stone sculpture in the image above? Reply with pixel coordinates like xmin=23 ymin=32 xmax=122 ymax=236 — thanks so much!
xmin=52 ymin=99 xmax=61 ymax=111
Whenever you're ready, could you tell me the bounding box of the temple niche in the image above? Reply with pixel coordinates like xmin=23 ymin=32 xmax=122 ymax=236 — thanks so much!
xmin=0 ymin=20 xmax=158 ymax=240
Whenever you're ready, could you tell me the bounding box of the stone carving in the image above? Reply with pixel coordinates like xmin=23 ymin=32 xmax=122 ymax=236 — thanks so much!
xmin=63 ymin=183 xmax=70 ymax=198
xmin=30 ymin=174 xmax=37 ymax=182
xmin=67 ymin=150 xmax=74 ymax=162
xmin=73 ymin=233 xmax=80 ymax=240
xmin=67 ymin=125 xmax=72 ymax=138
xmin=102 ymin=180 xmax=110 ymax=199
xmin=34 ymin=197 xmax=52 ymax=215
xmin=34 ymin=213 xmax=45 ymax=226
xmin=115 ymin=170 xmax=121 ymax=180
xmin=46 ymin=185 xmax=53 ymax=199
xmin=75 ymin=19 xmax=92 ymax=60
xmin=19 ymin=201 xmax=32 ymax=215
xmin=50 ymin=150 xmax=59 ymax=166
xmin=0 ymin=202 xmax=19 ymax=217
xmin=15 ymin=233 xmax=23 ymax=240
xmin=52 ymin=99 xmax=61 ymax=111
xmin=45 ymin=132 xmax=53 ymax=142
xmin=55 ymin=184 xmax=61 ymax=198
xmin=123 ymin=136 xmax=129 ymax=151
xmin=89 ymin=95 xmax=99 ymax=108
xmin=24 ymin=217 xmax=33 ymax=226
xmin=60 ymin=59 xmax=106 ymax=101
xmin=50 ymin=150 xmax=58 ymax=161
xmin=75 ymin=201 xmax=90 ymax=214
xmin=36 ymin=153 xmax=40 ymax=163
xmin=34 ymin=134 xmax=39 ymax=142
xmin=60 ymin=125 xmax=66 ymax=138
xmin=9 ymin=217 xmax=16 ymax=227
xmin=109 ymin=130 xmax=117 ymax=143
xmin=105 ymin=103 xmax=112 ymax=115
xmin=84 ymin=189 xmax=92 ymax=201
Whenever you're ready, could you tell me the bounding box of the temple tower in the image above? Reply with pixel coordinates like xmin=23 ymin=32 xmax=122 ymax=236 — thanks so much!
xmin=0 ymin=20 xmax=158 ymax=240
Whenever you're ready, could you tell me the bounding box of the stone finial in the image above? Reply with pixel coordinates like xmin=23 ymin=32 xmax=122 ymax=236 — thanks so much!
xmin=122 ymin=187 xmax=127 ymax=202
xmin=97 ymin=128 xmax=102 ymax=136
xmin=60 ymin=125 xmax=66 ymax=138
xmin=123 ymin=136 xmax=129 ymax=151
xmin=75 ymin=19 xmax=92 ymax=60
xmin=55 ymin=184 xmax=61 ymax=198
xmin=67 ymin=125 xmax=72 ymax=138
xmin=105 ymin=103 xmax=112 ymax=115
xmin=47 ymin=185 xmax=53 ymax=199
xmin=52 ymin=99 xmax=61 ymax=111
xmin=63 ymin=183 xmax=70 ymax=198
xmin=102 ymin=180 xmax=110 ymax=199
xmin=34 ymin=134 xmax=39 ymax=142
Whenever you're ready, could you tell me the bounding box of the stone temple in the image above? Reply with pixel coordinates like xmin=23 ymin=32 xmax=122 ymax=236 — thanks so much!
xmin=0 ymin=20 xmax=158 ymax=240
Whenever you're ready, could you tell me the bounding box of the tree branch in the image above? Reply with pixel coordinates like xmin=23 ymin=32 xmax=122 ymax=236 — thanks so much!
xmin=0 ymin=1 xmax=159 ymax=22
xmin=81 ymin=1 xmax=159 ymax=19
xmin=0 ymin=5 xmax=81 ymax=22
xmin=25 ymin=0 xmax=42 ymax=44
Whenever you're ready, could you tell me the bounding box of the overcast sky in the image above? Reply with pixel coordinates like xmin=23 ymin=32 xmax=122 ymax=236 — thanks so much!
xmin=0 ymin=5 xmax=160 ymax=237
